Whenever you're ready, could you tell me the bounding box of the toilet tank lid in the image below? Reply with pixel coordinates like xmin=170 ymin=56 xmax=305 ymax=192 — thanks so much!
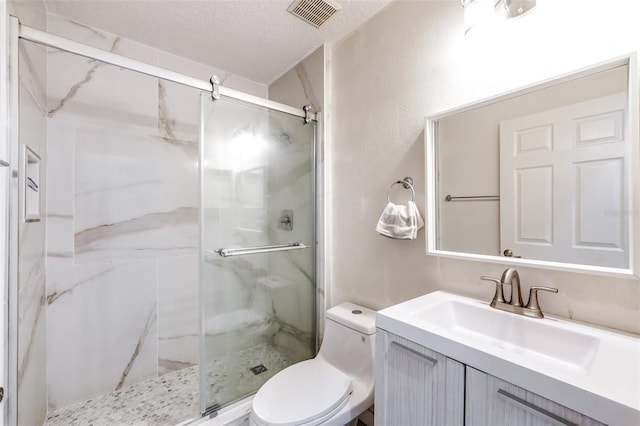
xmin=326 ymin=302 xmax=376 ymax=335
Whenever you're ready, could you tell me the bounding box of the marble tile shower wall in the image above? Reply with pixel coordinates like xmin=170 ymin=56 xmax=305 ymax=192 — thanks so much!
xmin=44 ymin=14 xmax=267 ymax=411
xmin=264 ymin=114 xmax=316 ymax=363
xmin=11 ymin=0 xmax=49 ymax=423
xmin=268 ymin=46 xmax=326 ymax=346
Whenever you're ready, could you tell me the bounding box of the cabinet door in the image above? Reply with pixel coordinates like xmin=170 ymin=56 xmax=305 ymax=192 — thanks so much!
xmin=465 ymin=367 xmax=606 ymax=426
xmin=375 ymin=329 xmax=464 ymax=426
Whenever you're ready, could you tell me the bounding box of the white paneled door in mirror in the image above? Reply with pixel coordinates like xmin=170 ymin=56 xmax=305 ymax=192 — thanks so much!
xmin=499 ymin=92 xmax=628 ymax=268
xmin=425 ymin=54 xmax=639 ymax=277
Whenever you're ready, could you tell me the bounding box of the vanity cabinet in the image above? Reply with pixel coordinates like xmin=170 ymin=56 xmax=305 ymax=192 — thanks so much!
xmin=465 ymin=367 xmax=606 ymax=426
xmin=374 ymin=329 xmax=465 ymax=426
xmin=376 ymin=329 xmax=606 ymax=426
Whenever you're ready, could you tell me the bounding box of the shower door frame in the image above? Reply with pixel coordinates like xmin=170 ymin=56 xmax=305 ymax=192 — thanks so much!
xmin=0 ymin=2 xmax=10 ymax=425
xmin=6 ymin=15 xmax=325 ymax=426
xmin=16 ymin=22 xmax=317 ymax=122
xmin=3 ymin=15 xmax=20 ymax=426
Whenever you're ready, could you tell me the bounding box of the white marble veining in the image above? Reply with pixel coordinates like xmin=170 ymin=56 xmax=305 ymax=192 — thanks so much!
xmin=158 ymin=255 xmax=200 ymax=374
xmin=268 ymin=46 xmax=325 ymax=341
xmin=11 ymin=1 xmax=49 ymax=423
xmin=46 ymin=261 xmax=158 ymax=411
xmin=42 ymin=11 xmax=274 ymax=417
xmin=46 ymin=119 xmax=74 ymax=267
xmin=18 ymin=42 xmax=47 ymax=115
xmin=45 ymin=343 xmax=291 ymax=426
xmin=70 ymin=123 xmax=199 ymax=263
xmin=73 ymin=125 xmax=165 ymax=231
xmin=46 ymin=16 xmax=158 ymax=129
xmin=269 ymin=46 xmax=324 ymax=113
xmin=156 ymin=51 xmax=212 ymax=143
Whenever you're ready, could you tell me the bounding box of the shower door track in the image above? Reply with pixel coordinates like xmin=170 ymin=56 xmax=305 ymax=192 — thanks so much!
xmin=15 ymin=19 xmax=318 ymax=122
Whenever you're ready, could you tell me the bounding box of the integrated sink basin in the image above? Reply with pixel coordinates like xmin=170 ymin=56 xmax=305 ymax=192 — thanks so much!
xmin=410 ymin=298 xmax=600 ymax=372
xmin=377 ymin=291 xmax=640 ymax=425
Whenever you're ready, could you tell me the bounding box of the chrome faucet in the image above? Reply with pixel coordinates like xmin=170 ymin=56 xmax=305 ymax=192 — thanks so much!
xmin=481 ymin=268 xmax=558 ymax=319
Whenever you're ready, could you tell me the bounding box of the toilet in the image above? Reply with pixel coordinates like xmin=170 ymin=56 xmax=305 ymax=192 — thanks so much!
xmin=250 ymin=302 xmax=376 ymax=426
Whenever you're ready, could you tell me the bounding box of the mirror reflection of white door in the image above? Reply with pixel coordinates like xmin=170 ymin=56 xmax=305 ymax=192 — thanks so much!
xmin=499 ymin=92 xmax=628 ymax=268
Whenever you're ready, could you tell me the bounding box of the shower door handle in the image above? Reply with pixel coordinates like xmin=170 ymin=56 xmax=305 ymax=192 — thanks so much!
xmin=215 ymin=242 xmax=310 ymax=258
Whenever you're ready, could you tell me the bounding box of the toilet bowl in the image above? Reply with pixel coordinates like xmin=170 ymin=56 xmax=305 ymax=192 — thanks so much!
xmin=250 ymin=302 xmax=376 ymax=426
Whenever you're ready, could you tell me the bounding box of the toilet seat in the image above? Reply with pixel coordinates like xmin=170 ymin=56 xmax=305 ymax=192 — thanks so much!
xmin=251 ymin=359 xmax=352 ymax=426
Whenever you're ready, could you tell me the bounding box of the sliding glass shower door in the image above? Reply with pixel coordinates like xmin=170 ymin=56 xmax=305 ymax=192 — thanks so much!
xmin=199 ymin=94 xmax=317 ymax=414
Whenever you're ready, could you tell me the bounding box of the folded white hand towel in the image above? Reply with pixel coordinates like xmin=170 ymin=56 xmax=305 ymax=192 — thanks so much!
xmin=375 ymin=200 xmax=425 ymax=240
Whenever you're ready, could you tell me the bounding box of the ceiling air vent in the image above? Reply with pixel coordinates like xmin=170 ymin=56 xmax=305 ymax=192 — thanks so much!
xmin=287 ymin=0 xmax=342 ymax=28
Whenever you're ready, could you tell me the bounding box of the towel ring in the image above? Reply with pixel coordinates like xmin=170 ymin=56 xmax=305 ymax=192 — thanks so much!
xmin=387 ymin=177 xmax=415 ymax=203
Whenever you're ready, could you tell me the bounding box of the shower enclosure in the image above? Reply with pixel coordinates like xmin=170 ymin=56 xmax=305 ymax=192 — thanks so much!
xmin=4 ymin=15 xmax=319 ymax=426
xmin=199 ymin=95 xmax=317 ymax=413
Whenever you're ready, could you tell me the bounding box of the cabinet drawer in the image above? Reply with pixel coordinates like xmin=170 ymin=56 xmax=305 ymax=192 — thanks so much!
xmin=465 ymin=367 xmax=606 ymax=426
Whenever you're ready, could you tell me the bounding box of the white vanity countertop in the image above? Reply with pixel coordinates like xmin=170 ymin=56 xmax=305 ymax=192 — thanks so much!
xmin=376 ymin=291 xmax=640 ymax=425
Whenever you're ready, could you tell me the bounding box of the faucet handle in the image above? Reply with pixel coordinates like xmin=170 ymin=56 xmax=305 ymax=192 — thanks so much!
xmin=480 ymin=276 xmax=506 ymax=305
xmin=525 ymin=286 xmax=558 ymax=317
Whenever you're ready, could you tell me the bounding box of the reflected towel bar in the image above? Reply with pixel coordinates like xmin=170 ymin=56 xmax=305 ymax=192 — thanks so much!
xmin=445 ymin=195 xmax=500 ymax=201
xmin=215 ymin=242 xmax=309 ymax=258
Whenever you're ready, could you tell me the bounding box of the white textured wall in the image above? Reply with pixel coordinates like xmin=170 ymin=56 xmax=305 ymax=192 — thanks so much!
xmin=331 ymin=0 xmax=640 ymax=334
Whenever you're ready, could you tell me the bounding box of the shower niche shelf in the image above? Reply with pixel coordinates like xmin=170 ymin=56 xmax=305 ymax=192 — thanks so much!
xmin=23 ymin=145 xmax=41 ymax=222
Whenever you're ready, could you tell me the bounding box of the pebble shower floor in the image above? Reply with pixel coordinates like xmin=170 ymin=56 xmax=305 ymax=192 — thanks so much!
xmin=44 ymin=343 xmax=291 ymax=426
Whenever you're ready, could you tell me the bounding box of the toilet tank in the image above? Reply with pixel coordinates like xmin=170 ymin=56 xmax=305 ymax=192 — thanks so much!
xmin=318 ymin=302 xmax=376 ymax=377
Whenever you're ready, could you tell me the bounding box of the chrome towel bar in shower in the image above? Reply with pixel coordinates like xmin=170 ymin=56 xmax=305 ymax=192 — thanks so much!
xmin=215 ymin=242 xmax=309 ymax=258
xmin=445 ymin=194 xmax=500 ymax=201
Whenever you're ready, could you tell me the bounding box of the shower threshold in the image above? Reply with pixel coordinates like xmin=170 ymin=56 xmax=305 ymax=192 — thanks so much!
xmin=44 ymin=343 xmax=292 ymax=426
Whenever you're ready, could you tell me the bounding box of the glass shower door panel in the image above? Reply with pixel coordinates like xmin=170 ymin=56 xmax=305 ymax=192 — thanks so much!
xmin=199 ymin=95 xmax=316 ymax=414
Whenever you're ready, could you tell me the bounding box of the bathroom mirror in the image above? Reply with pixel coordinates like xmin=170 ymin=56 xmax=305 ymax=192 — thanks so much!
xmin=425 ymin=54 xmax=640 ymax=277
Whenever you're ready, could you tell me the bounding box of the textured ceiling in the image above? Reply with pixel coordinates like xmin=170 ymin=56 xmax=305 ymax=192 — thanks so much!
xmin=43 ymin=0 xmax=394 ymax=84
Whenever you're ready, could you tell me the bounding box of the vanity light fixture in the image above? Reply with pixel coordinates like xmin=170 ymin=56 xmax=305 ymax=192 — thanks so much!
xmin=462 ymin=0 xmax=536 ymax=34
xmin=495 ymin=0 xmax=536 ymax=18
xmin=461 ymin=0 xmax=496 ymax=35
